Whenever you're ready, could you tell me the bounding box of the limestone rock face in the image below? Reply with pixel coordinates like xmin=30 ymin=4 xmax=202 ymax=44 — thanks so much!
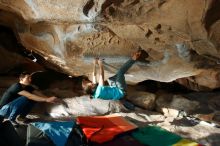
xmin=0 ymin=0 xmax=220 ymax=90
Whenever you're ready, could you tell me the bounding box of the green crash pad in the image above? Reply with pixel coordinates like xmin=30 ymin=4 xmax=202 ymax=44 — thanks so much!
xmin=132 ymin=126 xmax=182 ymax=146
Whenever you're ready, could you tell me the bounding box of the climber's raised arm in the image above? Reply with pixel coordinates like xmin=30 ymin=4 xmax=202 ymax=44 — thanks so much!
xmin=97 ymin=59 xmax=104 ymax=86
xmin=92 ymin=58 xmax=98 ymax=84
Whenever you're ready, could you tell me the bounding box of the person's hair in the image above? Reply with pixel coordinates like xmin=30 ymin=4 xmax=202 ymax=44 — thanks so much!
xmin=83 ymin=84 xmax=93 ymax=95
xmin=19 ymin=72 xmax=30 ymax=80
xmin=82 ymin=79 xmax=97 ymax=95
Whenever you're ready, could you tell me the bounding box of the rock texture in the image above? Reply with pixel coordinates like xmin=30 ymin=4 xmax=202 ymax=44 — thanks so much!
xmin=127 ymin=90 xmax=156 ymax=110
xmin=0 ymin=0 xmax=220 ymax=90
xmin=156 ymin=94 xmax=200 ymax=116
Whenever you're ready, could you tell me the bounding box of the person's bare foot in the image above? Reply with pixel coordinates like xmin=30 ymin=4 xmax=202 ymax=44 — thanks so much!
xmin=132 ymin=50 xmax=142 ymax=60
xmin=132 ymin=49 xmax=150 ymax=62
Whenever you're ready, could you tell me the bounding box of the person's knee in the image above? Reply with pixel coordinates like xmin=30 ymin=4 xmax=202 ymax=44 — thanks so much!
xmin=15 ymin=96 xmax=30 ymax=106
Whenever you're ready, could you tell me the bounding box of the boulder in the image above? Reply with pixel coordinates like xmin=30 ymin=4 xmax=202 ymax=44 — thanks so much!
xmin=127 ymin=91 xmax=156 ymax=110
xmin=156 ymin=94 xmax=200 ymax=117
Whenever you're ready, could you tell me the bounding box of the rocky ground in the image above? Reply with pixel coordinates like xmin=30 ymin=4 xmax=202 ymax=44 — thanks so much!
xmin=117 ymin=109 xmax=220 ymax=146
xmin=0 ymin=75 xmax=220 ymax=146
